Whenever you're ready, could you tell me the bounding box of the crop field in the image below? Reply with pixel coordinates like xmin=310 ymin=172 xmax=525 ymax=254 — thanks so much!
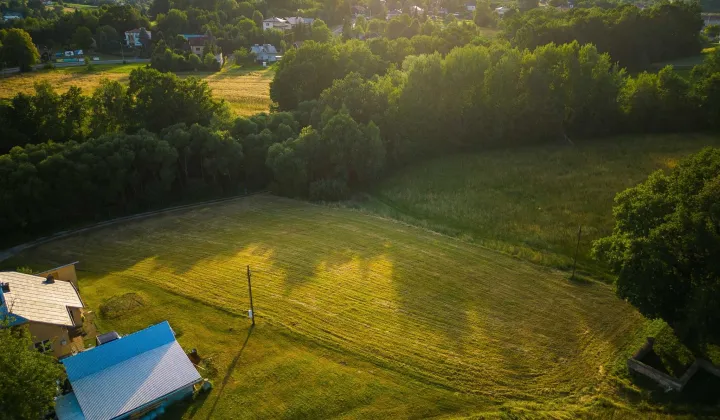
xmin=7 ymin=195 xmax=663 ymax=418
xmin=365 ymin=134 xmax=720 ymax=274
xmin=0 ymin=65 xmax=273 ymax=116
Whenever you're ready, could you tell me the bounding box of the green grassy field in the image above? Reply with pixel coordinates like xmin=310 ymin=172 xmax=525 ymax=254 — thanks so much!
xmin=357 ymin=134 xmax=720 ymax=276
xmin=7 ymin=195 xmax=679 ymax=418
xmin=7 ymin=134 xmax=720 ymax=417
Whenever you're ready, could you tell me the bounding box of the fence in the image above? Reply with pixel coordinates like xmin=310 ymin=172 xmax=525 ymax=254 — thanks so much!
xmin=627 ymin=337 xmax=720 ymax=392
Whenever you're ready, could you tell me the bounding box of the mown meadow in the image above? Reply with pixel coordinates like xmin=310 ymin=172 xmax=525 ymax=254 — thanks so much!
xmin=5 ymin=194 xmax=686 ymax=418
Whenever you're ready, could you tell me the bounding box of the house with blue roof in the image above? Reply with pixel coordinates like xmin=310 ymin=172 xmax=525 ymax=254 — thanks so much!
xmin=55 ymin=321 xmax=203 ymax=420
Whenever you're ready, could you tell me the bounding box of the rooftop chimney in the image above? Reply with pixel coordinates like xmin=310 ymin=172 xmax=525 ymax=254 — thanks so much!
xmin=45 ymin=275 xmax=55 ymax=284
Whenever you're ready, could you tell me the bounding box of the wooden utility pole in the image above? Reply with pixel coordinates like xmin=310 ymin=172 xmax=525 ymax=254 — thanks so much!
xmin=571 ymin=226 xmax=582 ymax=281
xmin=247 ymin=265 xmax=255 ymax=325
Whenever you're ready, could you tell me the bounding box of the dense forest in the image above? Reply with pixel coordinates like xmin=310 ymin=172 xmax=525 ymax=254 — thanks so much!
xmin=0 ymin=0 xmax=715 ymax=240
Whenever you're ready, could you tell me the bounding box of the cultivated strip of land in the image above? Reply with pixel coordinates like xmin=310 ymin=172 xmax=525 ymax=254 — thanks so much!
xmin=0 ymin=65 xmax=273 ymax=116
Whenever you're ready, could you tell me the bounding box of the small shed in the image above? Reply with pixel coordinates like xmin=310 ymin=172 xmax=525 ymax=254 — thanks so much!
xmin=95 ymin=331 xmax=120 ymax=346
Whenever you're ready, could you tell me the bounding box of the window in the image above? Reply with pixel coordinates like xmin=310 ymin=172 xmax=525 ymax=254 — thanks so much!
xmin=34 ymin=339 xmax=52 ymax=353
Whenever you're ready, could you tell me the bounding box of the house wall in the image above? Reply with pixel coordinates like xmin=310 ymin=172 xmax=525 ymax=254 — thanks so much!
xmin=37 ymin=264 xmax=78 ymax=288
xmin=26 ymin=322 xmax=82 ymax=359
xmin=192 ymin=45 xmax=204 ymax=55
xmin=117 ymin=384 xmax=196 ymax=420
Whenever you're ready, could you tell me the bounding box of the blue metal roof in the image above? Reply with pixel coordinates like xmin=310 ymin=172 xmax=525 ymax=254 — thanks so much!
xmin=60 ymin=321 xmax=202 ymax=420
xmin=63 ymin=321 xmax=175 ymax=381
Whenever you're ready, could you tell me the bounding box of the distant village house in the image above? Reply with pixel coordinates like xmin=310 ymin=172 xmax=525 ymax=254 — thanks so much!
xmin=251 ymin=44 xmax=281 ymax=63
xmin=263 ymin=17 xmax=292 ymax=31
xmin=262 ymin=16 xmax=315 ymax=31
xmin=184 ymin=34 xmax=211 ymax=55
xmin=386 ymin=9 xmax=402 ymax=19
xmin=124 ymin=27 xmax=151 ymax=47
xmin=495 ymin=6 xmax=510 ymax=17
xmin=2 ymin=11 xmax=23 ymax=21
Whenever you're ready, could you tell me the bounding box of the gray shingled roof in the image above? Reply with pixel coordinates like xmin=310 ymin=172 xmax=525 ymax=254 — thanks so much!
xmin=0 ymin=271 xmax=83 ymax=326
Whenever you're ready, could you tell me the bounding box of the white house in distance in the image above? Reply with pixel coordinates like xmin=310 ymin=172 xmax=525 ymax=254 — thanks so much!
xmin=2 ymin=11 xmax=22 ymax=21
xmin=263 ymin=16 xmax=315 ymax=31
xmin=251 ymin=44 xmax=280 ymax=63
xmin=285 ymin=16 xmax=315 ymax=26
xmin=466 ymin=1 xmax=476 ymax=11
xmin=263 ymin=17 xmax=292 ymax=31
xmin=495 ymin=6 xmax=510 ymax=17
xmin=124 ymin=27 xmax=151 ymax=47
xmin=386 ymin=9 xmax=402 ymax=19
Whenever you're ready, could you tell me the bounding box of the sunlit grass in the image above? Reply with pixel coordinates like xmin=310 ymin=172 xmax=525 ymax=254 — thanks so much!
xmin=363 ymin=134 xmax=720 ymax=275
xmin=0 ymin=65 xmax=273 ymax=117
xmin=7 ymin=195 xmax=654 ymax=417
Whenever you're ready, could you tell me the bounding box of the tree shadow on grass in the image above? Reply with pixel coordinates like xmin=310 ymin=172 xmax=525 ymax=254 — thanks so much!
xmin=205 ymin=324 xmax=254 ymax=420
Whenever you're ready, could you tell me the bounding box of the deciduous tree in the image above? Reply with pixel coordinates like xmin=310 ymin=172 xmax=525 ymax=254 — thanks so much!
xmin=593 ymin=148 xmax=720 ymax=344
xmin=72 ymin=26 xmax=94 ymax=51
xmin=0 ymin=325 xmax=64 ymax=420
xmin=1 ymin=28 xmax=40 ymax=72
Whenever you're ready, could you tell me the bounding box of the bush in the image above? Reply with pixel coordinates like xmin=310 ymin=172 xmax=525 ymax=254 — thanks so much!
xmin=188 ymin=53 xmax=202 ymax=70
xmin=309 ymin=178 xmax=349 ymax=201
xmin=234 ymin=48 xmax=256 ymax=66
xmin=99 ymin=292 xmax=146 ymax=319
xmin=204 ymin=52 xmax=220 ymax=71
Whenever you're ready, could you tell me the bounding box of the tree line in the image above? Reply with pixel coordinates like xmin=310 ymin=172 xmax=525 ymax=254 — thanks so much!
xmin=265 ymin=40 xmax=720 ymax=199
xmin=500 ymin=1 xmax=704 ymax=70
xmin=5 ymin=38 xmax=720 ymax=236
xmin=0 ymin=67 xmax=302 ymax=237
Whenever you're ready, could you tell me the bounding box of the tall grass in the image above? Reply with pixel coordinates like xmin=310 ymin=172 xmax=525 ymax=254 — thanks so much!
xmin=366 ymin=134 xmax=720 ymax=275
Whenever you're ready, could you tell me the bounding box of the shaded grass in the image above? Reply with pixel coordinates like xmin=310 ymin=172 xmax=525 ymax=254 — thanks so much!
xmin=0 ymin=66 xmax=273 ymax=117
xmin=6 ymin=195 xmax=662 ymax=417
xmin=361 ymin=134 xmax=720 ymax=275
xmin=64 ymin=2 xmax=97 ymax=8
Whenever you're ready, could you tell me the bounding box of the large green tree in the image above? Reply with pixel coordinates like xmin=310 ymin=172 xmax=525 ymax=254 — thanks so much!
xmin=127 ymin=67 xmax=221 ymax=132
xmin=0 ymin=326 xmax=64 ymax=420
xmin=1 ymin=29 xmax=40 ymax=72
xmin=156 ymin=9 xmax=188 ymax=37
xmin=72 ymin=26 xmax=94 ymax=51
xmin=593 ymin=148 xmax=720 ymax=343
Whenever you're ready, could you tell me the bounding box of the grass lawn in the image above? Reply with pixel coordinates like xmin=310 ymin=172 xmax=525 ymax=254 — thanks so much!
xmin=0 ymin=64 xmax=273 ymax=117
xmin=357 ymin=134 xmax=720 ymax=276
xmin=650 ymin=46 xmax=716 ymax=74
xmin=6 ymin=195 xmax=674 ymax=418
xmin=47 ymin=2 xmax=98 ymax=12
xmin=62 ymin=2 xmax=97 ymax=9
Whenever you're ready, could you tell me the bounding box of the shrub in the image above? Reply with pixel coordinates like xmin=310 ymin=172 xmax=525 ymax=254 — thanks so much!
xmin=188 ymin=53 xmax=202 ymax=70
xmin=100 ymin=292 xmax=146 ymax=319
xmin=204 ymin=52 xmax=220 ymax=71
xmin=309 ymin=178 xmax=349 ymax=201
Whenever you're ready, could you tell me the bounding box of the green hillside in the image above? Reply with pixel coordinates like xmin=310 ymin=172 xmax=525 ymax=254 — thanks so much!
xmin=363 ymin=134 xmax=720 ymax=276
xmin=8 ymin=195 xmax=656 ymax=418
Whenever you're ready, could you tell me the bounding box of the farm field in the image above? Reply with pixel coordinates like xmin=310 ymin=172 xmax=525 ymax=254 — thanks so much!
xmin=7 ymin=195 xmax=663 ymax=418
xmin=0 ymin=65 xmax=273 ymax=116
xmin=361 ymin=134 xmax=720 ymax=275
